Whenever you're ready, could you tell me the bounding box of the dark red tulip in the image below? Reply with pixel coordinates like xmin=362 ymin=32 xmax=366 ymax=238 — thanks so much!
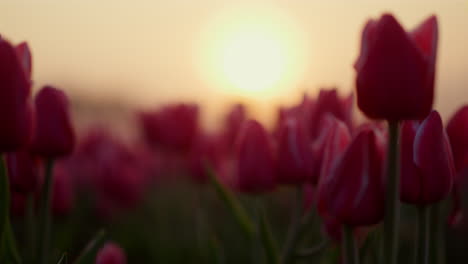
xmin=223 ymin=103 xmax=247 ymax=147
xmin=309 ymin=89 xmax=354 ymax=139
xmin=96 ymin=242 xmax=127 ymax=264
xmin=139 ymin=103 xmax=199 ymax=152
xmin=276 ymin=117 xmax=314 ymax=185
xmin=52 ymin=164 xmax=74 ymax=216
xmin=32 ymin=86 xmax=75 ymax=158
xmin=235 ymin=120 xmax=276 ymax=193
xmin=188 ymin=132 xmax=224 ymax=184
xmin=0 ymin=37 xmax=32 ymax=151
xmin=400 ymin=111 xmax=455 ymax=205
xmin=446 ymin=105 xmax=468 ymax=174
xmin=15 ymin=42 xmax=32 ymax=79
xmin=355 ymin=14 xmax=438 ymax=120
xmin=6 ymin=150 xmax=40 ymax=193
xmin=318 ymin=127 xmax=385 ymax=227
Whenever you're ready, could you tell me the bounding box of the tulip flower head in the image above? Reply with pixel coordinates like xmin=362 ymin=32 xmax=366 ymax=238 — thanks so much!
xmin=400 ymin=111 xmax=455 ymax=205
xmin=318 ymin=126 xmax=385 ymax=227
xmin=446 ymin=105 xmax=468 ymax=174
xmin=235 ymin=120 xmax=276 ymax=193
xmin=96 ymin=242 xmax=127 ymax=264
xmin=0 ymin=37 xmax=32 ymax=151
xmin=355 ymin=14 xmax=438 ymax=120
xmin=32 ymin=86 xmax=75 ymax=158
xmin=276 ymin=116 xmax=314 ymax=185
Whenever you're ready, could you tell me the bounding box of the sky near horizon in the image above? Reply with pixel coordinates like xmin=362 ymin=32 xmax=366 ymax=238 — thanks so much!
xmin=0 ymin=0 xmax=467 ymax=123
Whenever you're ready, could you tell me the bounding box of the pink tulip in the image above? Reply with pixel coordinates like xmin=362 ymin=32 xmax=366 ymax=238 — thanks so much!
xmin=223 ymin=103 xmax=247 ymax=147
xmin=96 ymin=242 xmax=127 ymax=264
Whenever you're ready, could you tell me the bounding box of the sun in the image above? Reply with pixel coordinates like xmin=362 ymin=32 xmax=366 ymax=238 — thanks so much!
xmin=198 ymin=5 xmax=308 ymax=98
xmin=216 ymin=25 xmax=288 ymax=94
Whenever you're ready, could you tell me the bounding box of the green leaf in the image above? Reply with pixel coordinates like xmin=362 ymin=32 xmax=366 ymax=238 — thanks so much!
xmin=73 ymin=229 xmax=106 ymax=264
xmin=57 ymin=253 xmax=68 ymax=264
xmin=258 ymin=205 xmax=280 ymax=264
xmin=207 ymin=166 xmax=255 ymax=240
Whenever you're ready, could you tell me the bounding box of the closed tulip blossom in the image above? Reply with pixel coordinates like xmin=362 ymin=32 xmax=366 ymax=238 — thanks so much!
xmin=446 ymin=105 xmax=468 ymax=174
xmin=400 ymin=111 xmax=455 ymax=205
xmin=318 ymin=127 xmax=385 ymax=227
xmin=15 ymin=42 xmax=32 ymax=79
xmin=139 ymin=103 xmax=199 ymax=152
xmin=96 ymin=242 xmax=127 ymax=264
xmin=188 ymin=133 xmax=224 ymax=184
xmin=235 ymin=120 xmax=276 ymax=193
xmin=6 ymin=150 xmax=40 ymax=193
xmin=355 ymin=14 xmax=438 ymax=120
xmin=223 ymin=103 xmax=247 ymax=147
xmin=32 ymin=86 xmax=75 ymax=158
xmin=0 ymin=38 xmax=32 ymax=151
xmin=276 ymin=117 xmax=314 ymax=185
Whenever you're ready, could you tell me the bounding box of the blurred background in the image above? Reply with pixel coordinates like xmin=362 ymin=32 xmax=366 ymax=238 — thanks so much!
xmin=1 ymin=1 xmax=468 ymax=263
xmin=1 ymin=0 xmax=467 ymax=132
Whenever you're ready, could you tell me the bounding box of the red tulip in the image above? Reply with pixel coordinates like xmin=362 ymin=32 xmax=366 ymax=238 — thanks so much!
xmin=235 ymin=120 xmax=276 ymax=193
xmin=96 ymin=242 xmax=127 ymax=264
xmin=309 ymin=89 xmax=354 ymax=138
xmin=139 ymin=103 xmax=199 ymax=152
xmin=276 ymin=117 xmax=314 ymax=185
xmin=355 ymin=14 xmax=438 ymax=120
xmin=318 ymin=127 xmax=385 ymax=227
xmin=446 ymin=105 xmax=468 ymax=174
xmin=32 ymin=86 xmax=75 ymax=157
xmin=15 ymin=42 xmax=32 ymax=79
xmin=6 ymin=150 xmax=40 ymax=193
xmin=52 ymin=164 xmax=74 ymax=216
xmin=223 ymin=103 xmax=247 ymax=147
xmin=188 ymin=133 xmax=224 ymax=184
xmin=0 ymin=37 xmax=32 ymax=151
xmin=400 ymin=111 xmax=455 ymax=205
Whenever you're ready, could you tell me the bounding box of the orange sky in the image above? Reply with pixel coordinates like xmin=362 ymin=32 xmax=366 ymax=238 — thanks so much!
xmin=0 ymin=0 xmax=467 ymax=124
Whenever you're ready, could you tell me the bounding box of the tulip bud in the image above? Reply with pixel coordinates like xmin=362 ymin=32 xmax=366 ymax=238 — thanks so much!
xmin=355 ymin=14 xmax=438 ymax=120
xmin=0 ymin=38 xmax=32 ymax=151
xmin=446 ymin=105 xmax=468 ymax=173
xmin=96 ymin=242 xmax=127 ymax=264
xmin=235 ymin=120 xmax=276 ymax=193
xmin=139 ymin=103 xmax=199 ymax=152
xmin=400 ymin=111 xmax=455 ymax=205
xmin=32 ymin=86 xmax=75 ymax=157
xmin=276 ymin=117 xmax=314 ymax=185
xmin=223 ymin=103 xmax=246 ymax=147
xmin=6 ymin=150 xmax=40 ymax=193
xmin=188 ymin=133 xmax=224 ymax=184
xmin=318 ymin=127 xmax=385 ymax=227
xmin=309 ymin=89 xmax=354 ymax=138
xmin=52 ymin=164 xmax=74 ymax=216
xmin=15 ymin=42 xmax=32 ymax=79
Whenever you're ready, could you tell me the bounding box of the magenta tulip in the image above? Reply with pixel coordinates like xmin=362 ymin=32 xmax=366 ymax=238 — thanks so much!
xmin=446 ymin=105 xmax=468 ymax=174
xmin=6 ymin=150 xmax=40 ymax=193
xmin=188 ymin=133 xmax=224 ymax=184
xmin=32 ymin=86 xmax=75 ymax=157
xmin=0 ymin=37 xmax=32 ymax=151
xmin=318 ymin=127 xmax=385 ymax=227
xmin=355 ymin=14 xmax=438 ymax=120
xmin=223 ymin=103 xmax=247 ymax=147
xmin=235 ymin=120 xmax=276 ymax=193
xmin=400 ymin=111 xmax=455 ymax=205
xmin=15 ymin=42 xmax=32 ymax=79
xmin=96 ymin=242 xmax=127 ymax=264
xmin=276 ymin=116 xmax=314 ymax=185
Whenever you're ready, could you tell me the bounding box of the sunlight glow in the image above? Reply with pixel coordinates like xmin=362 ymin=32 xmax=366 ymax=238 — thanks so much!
xmin=198 ymin=4 xmax=309 ymax=99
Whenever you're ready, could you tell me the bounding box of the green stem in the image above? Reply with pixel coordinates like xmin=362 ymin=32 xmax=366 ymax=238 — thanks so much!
xmin=258 ymin=203 xmax=280 ymax=264
xmin=343 ymin=225 xmax=359 ymax=264
xmin=38 ymin=159 xmax=54 ymax=264
xmin=26 ymin=194 xmax=36 ymax=263
xmin=416 ymin=206 xmax=429 ymax=264
xmin=429 ymin=202 xmax=445 ymax=264
xmin=383 ymin=121 xmax=400 ymax=264
xmin=281 ymin=186 xmax=304 ymax=264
